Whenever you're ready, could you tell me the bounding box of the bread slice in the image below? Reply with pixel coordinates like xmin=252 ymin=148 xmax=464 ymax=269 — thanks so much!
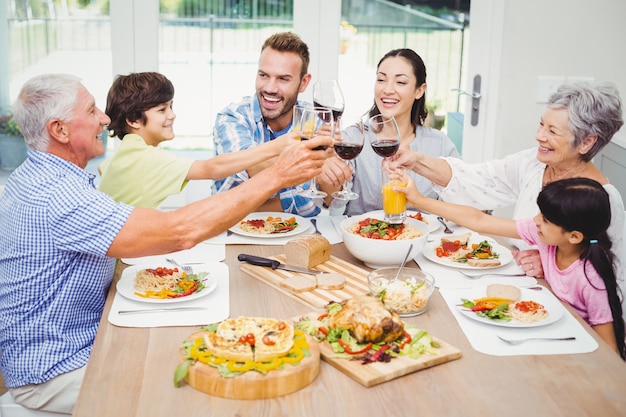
xmin=279 ymin=275 xmax=317 ymax=293
xmin=467 ymin=258 xmax=502 ymax=267
xmin=441 ymin=232 xmax=471 ymax=245
xmin=486 ymin=284 xmax=521 ymax=301
xmin=285 ymin=234 xmax=331 ymax=269
xmin=316 ymin=273 xmax=346 ymax=290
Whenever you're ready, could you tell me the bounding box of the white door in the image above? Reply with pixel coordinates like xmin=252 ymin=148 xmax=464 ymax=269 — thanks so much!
xmin=459 ymin=0 xmax=505 ymax=164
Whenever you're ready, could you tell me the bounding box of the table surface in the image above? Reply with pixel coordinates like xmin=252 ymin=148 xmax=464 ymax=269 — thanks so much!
xmin=73 ymin=243 xmax=626 ymax=417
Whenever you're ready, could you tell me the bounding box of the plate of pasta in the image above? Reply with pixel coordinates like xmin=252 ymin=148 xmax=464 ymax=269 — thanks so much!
xmin=116 ymin=264 xmax=218 ymax=304
xmin=229 ymin=212 xmax=312 ymax=238
xmin=456 ymin=286 xmax=564 ymax=327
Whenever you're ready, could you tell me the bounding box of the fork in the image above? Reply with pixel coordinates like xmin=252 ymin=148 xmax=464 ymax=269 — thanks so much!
xmin=497 ymin=335 xmax=576 ymax=345
xmin=311 ymin=218 xmax=322 ymax=235
xmin=165 ymin=258 xmax=193 ymax=274
xmin=457 ymin=270 xmax=527 ymax=279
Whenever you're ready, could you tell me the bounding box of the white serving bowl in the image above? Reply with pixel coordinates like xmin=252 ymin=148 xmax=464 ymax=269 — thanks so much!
xmin=367 ymin=267 xmax=436 ymax=317
xmin=340 ymin=210 xmax=429 ymax=268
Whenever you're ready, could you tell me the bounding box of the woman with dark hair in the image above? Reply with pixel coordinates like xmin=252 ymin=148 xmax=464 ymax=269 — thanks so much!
xmin=398 ymin=176 xmax=626 ymax=359
xmin=322 ymin=48 xmax=460 ymax=214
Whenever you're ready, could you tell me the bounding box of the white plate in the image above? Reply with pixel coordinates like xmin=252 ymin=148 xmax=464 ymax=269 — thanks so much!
xmin=423 ymin=234 xmax=513 ymax=270
xmin=116 ymin=264 xmax=218 ymax=304
xmin=456 ymin=286 xmax=565 ymax=327
xmin=407 ymin=211 xmax=440 ymax=233
xmin=229 ymin=212 xmax=311 ymax=239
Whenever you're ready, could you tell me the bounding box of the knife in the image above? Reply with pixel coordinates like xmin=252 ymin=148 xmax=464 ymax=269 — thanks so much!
xmin=238 ymin=254 xmax=323 ymax=275
xmin=117 ymin=307 xmax=207 ymax=315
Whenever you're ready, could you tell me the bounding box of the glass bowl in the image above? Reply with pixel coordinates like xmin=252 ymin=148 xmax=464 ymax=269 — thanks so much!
xmin=367 ymin=267 xmax=436 ymax=317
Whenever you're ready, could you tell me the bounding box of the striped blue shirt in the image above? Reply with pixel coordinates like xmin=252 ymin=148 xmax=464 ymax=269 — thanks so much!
xmin=212 ymin=95 xmax=321 ymax=217
xmin=0 ymin=151 xmax=134 ymax=387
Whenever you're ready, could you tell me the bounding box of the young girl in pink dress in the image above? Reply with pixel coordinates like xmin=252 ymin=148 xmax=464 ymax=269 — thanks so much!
xmin=400 ymin=177 xmax=625 ymax=359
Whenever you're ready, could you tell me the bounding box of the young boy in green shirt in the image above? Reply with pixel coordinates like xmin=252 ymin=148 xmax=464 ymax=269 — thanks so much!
xmin=99 ymin=72 xmax=294 ymax=208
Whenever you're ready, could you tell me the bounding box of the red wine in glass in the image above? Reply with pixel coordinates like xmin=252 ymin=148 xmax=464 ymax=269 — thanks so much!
xmin=371 ymin=139 xmax=400 ymax=157
xmin=313 ymin=101 xmax=344 ymax=122
xmin=334 ymin=143 xmax=363 ymax=160
xmin=300 ymin=133 xmax=328 ymax=151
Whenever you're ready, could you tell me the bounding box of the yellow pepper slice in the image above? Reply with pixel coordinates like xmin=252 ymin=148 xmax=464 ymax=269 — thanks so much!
xmin=226 ymin=360 xmax=255 ymax=372
xmin=255 ymin=358 xmax=283 ymax=371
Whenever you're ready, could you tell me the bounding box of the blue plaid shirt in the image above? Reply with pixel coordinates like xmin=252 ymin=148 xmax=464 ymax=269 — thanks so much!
xmin=0 ymin=151 xmax=133 ymax=387
xmin=212 ymin=95 xmax=321 ymax=217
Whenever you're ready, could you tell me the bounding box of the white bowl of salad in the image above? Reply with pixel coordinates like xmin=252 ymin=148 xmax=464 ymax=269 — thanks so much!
xmin=367 ymin=267 xmax=435 ymax=317
xmin=340 ymin=211 xmax=429 ymax=268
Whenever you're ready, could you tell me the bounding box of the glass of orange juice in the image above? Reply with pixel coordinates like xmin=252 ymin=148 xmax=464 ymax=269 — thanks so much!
xmin=382 ymin=166 xmax=407 ymax=224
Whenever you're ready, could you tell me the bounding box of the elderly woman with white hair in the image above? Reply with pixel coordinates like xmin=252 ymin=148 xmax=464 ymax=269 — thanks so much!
xmin=391 ymin=81 xmax=624 ymax=295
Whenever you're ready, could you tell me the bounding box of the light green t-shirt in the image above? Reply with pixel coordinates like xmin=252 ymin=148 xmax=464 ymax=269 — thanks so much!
xmin=98 ymin=134 xmax=194 ymax=208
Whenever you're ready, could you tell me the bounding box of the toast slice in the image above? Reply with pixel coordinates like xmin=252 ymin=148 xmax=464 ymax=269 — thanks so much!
xmin=467 ymin=258 xmax=502 ymax=268
xmin=279 ymin=275 xmax=317 ymax=293
xmin=316 ymin=273 xmax=346 ymax=290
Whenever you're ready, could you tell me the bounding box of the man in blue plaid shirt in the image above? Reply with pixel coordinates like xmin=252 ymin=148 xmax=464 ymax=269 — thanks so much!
xmin=0 ymin=74 xmax=330 ymax=414
xmin=213 ymin=31 xmax=339 ymax=217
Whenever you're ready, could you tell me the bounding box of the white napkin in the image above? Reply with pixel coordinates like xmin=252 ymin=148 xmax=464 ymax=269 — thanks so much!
xmin=205 ymin=216 xmax=345 ymax=245
xmin=122 ymin=242 xmax=225 ymax=265
xmin=439 ymin=287 xmax=598 ymax=356
xmin=415 ymin=252 xmax=537 ymax=289
xmin=108 ymin=262 xmax=230 ymax=328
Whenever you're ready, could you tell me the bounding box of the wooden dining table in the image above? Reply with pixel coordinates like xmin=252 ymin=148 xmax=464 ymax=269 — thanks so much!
xmin=73 ymin=242 xmax=626 ymax=417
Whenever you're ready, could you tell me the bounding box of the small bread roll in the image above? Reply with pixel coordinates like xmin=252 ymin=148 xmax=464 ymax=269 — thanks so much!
xmin=285 ymin=234 xmax=331 ymax=269
xmin=486 ymin=284 xmax=521 ymax=301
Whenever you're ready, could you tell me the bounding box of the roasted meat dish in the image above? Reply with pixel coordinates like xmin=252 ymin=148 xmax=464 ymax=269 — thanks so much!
xmin=328 ymin=295 xmax=404 ymax=344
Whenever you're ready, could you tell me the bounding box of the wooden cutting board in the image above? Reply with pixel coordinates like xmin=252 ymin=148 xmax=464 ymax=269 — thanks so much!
xmin=295 ymin=310 xmax=462 ymax=387
xmin=240 ymin=254 xmax=371 ymax=309
xmin=181 ymin=330 xmax=321 ymax=399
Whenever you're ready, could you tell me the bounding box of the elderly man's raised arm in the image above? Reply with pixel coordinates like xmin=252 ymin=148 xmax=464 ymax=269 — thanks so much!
xmin=107 ymin=135 xmax=330 ymax=258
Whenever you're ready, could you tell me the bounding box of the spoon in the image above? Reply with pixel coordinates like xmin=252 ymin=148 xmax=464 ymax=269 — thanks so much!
xmin=437 ymin=216 xmax=454 ymax=234
xmin=393 ymin=243 xmax=414 ymax=281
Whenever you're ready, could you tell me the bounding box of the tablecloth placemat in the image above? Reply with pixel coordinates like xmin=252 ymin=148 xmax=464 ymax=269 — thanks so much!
xmin=439 ymin=287 xmax=598 ymax=356
xmin=108 ymin=262 xmax=230 ymax=328
xmin=122 ymin=242 xmax=225 ymax=265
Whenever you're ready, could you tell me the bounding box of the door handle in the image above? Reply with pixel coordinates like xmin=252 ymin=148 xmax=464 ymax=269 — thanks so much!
xmin=452 ymin=75 xmax=482 ymax=126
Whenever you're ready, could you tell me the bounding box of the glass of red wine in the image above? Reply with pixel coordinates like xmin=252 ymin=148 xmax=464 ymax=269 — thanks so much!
xmin=296 ymin=106 xmax=334 ymax=199
xmin=313 ymin=80 xmax=345 ymax=124
xmin=368 ymin=114 xmax=400 ymax=159
xmin=332 ymin=118 xmax=364 ymax=200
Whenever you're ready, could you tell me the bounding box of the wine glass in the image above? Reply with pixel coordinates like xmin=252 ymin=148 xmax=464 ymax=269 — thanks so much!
xmin=296 ymin=106 xmax=334 ymax=199
xmin=368 ymin=114 xmax=400 ymax=159
xmin=368 ymin=114 xmax=405 ymax=223
xmin=313 ymin=80 xmax=345 ymax=124
xmin=332 ymin=117 xmax=364 ymax=200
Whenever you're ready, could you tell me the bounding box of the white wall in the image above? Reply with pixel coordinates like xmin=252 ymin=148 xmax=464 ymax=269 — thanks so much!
xmin=491 ymin=0 xmax=626 ymax=159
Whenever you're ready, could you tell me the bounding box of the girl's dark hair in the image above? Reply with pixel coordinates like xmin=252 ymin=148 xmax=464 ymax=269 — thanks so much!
xmin=368 ymin=48 xmax=428 ymax=127
xmin=537 ymin=177 xmax=625 ymax=359
xmin=105 ymin=72 xmax=175 ymax=139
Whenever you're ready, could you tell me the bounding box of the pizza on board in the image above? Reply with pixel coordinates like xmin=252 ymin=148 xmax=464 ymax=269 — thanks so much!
xmin=203 ymin=317 xmax=295 ymax=362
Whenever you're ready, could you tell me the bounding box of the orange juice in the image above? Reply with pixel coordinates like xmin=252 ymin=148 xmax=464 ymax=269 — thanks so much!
xmin=382 ymin=180 xmax=407 ymax=215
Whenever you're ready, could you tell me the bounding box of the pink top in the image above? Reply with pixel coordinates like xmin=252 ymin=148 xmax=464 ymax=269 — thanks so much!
xmin=516 ymin=218 xmax=613 ymax=326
